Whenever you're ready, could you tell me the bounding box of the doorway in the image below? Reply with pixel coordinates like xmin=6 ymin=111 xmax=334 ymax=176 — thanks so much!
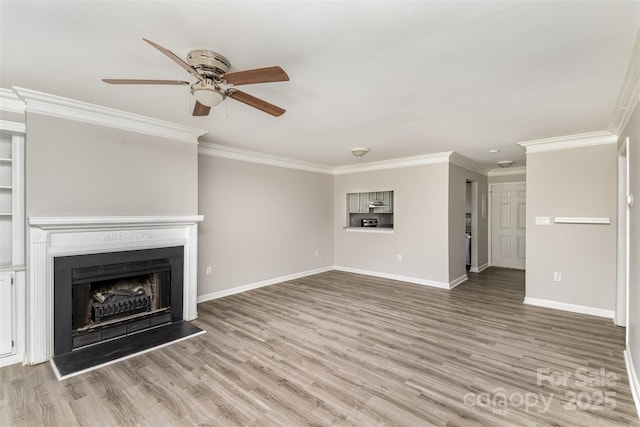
xmin=464 ymin=180 xmax=479 ymax=273
xmin=490 ymin=182 xmax=526 ymax=269
xmin=465 ymin=181 xmax=472 ymax=270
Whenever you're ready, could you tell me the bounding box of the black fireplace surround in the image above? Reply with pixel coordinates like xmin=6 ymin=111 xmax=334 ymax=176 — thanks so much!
xmin=53 ymin=246 xmax=184 ymax=356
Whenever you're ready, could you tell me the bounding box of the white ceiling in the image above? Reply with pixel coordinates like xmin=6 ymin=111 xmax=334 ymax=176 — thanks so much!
xmin=1 ymin=1 xmax=638 ymax=169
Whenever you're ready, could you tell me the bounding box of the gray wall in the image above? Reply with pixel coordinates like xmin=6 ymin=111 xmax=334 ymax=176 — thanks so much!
xmin=449 ymin=164 xmax=488 ymax=280
xmin=198 ymin=155 xmax=334 ymax=297
xmin=622 ymin=103 xmax=640 ymax=383
xmin=488 ymin=172 xmax=526 ymax=184
xmin=525 ymin=144 xmax=617 ymax=311
xmin=26 ymin=113 xmax=198 ymax=216
xmin=333 ymin=163 xmax=451 ymax=284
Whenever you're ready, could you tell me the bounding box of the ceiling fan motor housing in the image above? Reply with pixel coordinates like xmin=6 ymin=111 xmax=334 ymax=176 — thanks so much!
xmin=187 ymin=50 xmax=231 ymax=78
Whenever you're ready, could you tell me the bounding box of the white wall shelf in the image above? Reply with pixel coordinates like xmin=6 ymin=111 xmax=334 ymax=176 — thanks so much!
xmin=0 ymin=118 xmax=25 ymax=368
xmin=554 ymin=217 xmax=611 ymax=225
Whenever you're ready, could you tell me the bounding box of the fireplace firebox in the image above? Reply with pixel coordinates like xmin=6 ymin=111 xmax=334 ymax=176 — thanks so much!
xmin=53 ymin=246 xmax=184 ymax=356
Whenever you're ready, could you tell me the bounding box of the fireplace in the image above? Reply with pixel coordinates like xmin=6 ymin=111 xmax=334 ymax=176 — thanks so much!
xmin=53 ymin=246 xmax=184 ymax=355
xmin=27 ymin=216 xmax=203 ymax=365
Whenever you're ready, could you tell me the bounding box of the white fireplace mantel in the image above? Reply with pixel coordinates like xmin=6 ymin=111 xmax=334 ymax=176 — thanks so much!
xmin=27 ymin=215 xmax=203 ymax=365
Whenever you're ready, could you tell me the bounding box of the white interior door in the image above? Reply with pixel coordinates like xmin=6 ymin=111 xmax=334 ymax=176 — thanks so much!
xmin=491 ymin=183 xmax=526 ymax=269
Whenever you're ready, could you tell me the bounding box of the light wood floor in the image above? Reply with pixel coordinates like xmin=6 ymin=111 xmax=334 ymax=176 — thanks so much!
xmin=1 ymin=268 xmax=637 ymax=426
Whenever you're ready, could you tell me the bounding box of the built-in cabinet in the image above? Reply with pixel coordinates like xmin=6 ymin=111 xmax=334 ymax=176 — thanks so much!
xmin=348 ymin=192 xmax=372 ymax=213
xmin=370 ymin=191 xmax=393 ymax=213
xmin=0 ymin=272 xmax=14 ymax=356
xmin=0 ymin=120 xmax=25 ymax=367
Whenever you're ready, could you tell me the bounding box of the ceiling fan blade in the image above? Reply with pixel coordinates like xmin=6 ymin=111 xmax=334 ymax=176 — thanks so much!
xmin=102 ymin=79 xmax=190 ymax=85
xmin=228 ymin=90 xmax=286 ymax=117
xmin=192 ymin=101 xmax=211 ymax=116
xmin=222 ymin=66 xmax=289 ymax=86
xmin=142 ymin=38 xmax=203 ymax=82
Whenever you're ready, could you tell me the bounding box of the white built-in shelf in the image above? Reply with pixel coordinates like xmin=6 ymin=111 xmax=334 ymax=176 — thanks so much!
xmin=0 ymin=158 xmax=12 ymax=164
xmin=554 ymin=217 xmax=610 ymax=225
xmin=0 ymin=186 xmax=12 ymax=190
xmin=0 ymin=213 xmax=12 ymax=217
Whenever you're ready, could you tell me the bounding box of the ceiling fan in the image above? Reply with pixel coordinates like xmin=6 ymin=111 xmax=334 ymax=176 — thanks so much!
xmin=103 ymin=38 xmax=289 ymax=117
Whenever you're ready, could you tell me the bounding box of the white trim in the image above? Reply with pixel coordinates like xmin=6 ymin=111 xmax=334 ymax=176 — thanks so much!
xmin=624 ymin=350 xmax=640 ymax=419
xmin=0 ymin=120 xmax=25 ymax=134
xmin=449 ymin=152 xmax=489 ymax=175
xmin=610 ymin=28 xmax=640 ymax=136
xmin=29 ymin=215 xmax=204 ymax=230
xmin=12 ymin=87 xmax=206 ymax=144
xmin=198 ymin=142 xmax=333 ymax=174
xmin=334 ymin=266 xmax=452 ymax=289
xmin=50 ymin=329 xmax=206 ymax=381
xmin=199 ymin=142 xmax=474 ymax=176
xmin=344 ymin=227 xmax=394 ymax=234
xmin=523 ymin=297 xmax=614 ymax=319
xmin=487 ymin=166 xmax=526 ymax=177
xmin=333 ymin=151 xmax=453 ymax=175
xmin=518 ymin=131 xmax=618 ymax=154
xmin=197 ymin=266 xmax=334 ymax=303
xmin=449 ymin=274 xmax=468 ymax=289
xmin=198 ymin=266 xmax=469 ymax=305
xmin=470 ymin=263 xmax=489 ymax=273
xmin=554 ymin=217 xmax=610 ymax=225
xmin=0 ymin=88 xmax=25 ymax=114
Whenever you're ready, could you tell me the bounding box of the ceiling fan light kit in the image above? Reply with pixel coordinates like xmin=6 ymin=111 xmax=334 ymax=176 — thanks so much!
xmin=191 ymin=83 xmax=225 ymax=107
xmin=103 ymin=38 xmax=289 ymax=117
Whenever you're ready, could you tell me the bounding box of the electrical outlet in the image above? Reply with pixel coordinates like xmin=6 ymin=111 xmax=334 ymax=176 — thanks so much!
xmin=553 ymin=272 xmax=561 ymax=282
xmin=397 ymin=253 xmax=402 ymax=261
xmin=205 ymin=266 xmax=212 ymax=276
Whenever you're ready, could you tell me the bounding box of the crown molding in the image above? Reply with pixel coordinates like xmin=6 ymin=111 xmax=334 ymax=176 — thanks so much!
xmin=609 ymin=28 xmax=640 ymax=136
xmin=0 ymin=88 xmax=25 ymax=114
xmin=332 ymin=151 xmax=453 ymax=175
xmin=487 ymin=166 xmax=526 ymax=177
xmin=198 ymin=142 xmax=333 ymax=174
xmin=199 ymin=143 xmax=468 ymax=175
xmin=518 ymin=131 xmax=618 ymax=154
xmin=11 ymin=87 xmax=207 ymax=144
xmin=449 ymin=152 xmax=489 ymax=175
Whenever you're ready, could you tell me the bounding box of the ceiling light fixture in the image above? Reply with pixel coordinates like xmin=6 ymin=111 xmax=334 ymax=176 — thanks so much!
xmin=489 ymin=149 xmax=500 ymax=153
xmin=191 ymin=82 xmax=226 ymax=107
xmin=351 ymin=147 xmax=369 ymax=157
xmin=497 ymin=160 xmax=514 ymax=168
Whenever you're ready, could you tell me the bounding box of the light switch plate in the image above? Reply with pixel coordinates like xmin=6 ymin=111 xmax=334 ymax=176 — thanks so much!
xmin=535 ymin=216 xmax=551 ymax=225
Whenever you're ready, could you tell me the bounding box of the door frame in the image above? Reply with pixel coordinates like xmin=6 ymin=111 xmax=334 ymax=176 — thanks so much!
xmin=488 ymin=181 xmax=526 ymax=268
xmin=616 ymin=138 xmax=630 ymax=328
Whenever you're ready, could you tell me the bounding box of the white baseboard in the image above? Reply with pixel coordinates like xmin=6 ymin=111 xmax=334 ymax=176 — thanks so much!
xmin=469 ymin=263 xmax=489 ymax=273
xmin=334 ymin=266 xmax=452 ymax=289
xmin=449 ymin=274 xmax=468 ymax=289
xmin=0 ymin=353 xmax=23 ymax=368
xmin=625 ymin=350 xmax=640 ymax=419
xmin=197 ymin=266 xmax=334 ymax=303
xmin=523 ymin=297 xmax=615 ymax=319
